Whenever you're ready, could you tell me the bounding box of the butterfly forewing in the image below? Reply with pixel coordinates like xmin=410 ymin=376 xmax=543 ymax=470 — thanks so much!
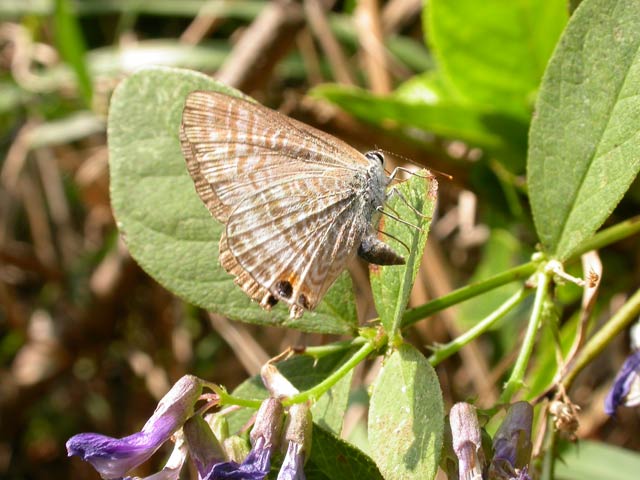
xmin=181 ymin=92 xmax=367 ymax=220
xmin=181 ymin=91 xmax=373 ymax=318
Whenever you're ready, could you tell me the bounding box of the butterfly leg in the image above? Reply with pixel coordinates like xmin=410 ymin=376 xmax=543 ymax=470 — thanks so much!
xmin=358 ymin=232 xmax=405 ymax=266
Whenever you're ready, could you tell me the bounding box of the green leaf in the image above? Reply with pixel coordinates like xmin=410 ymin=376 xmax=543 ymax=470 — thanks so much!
xmin=305 ymin=425 xmax=383 ymax=480
xmin=369 ymin=170 xmax=437 ymax=341
xmin=227 ymin=349 xmax=356 ymax=435
xmin=368 ymin=344 xmax=444 ymax=480
xmin=427 ymin=0 xmax=568 ymax=118
xmin=528 ymin=0 xmax=640 ymax=260
xmin=312 ymin=83 xmax=527 ymax=152
xmin=53 ymin=0 xmax=92 ymax=105
xmin=556 ymin=440 xmax=640 ymax=480
xmin=108 ymin=66 xmax=358 ymax=334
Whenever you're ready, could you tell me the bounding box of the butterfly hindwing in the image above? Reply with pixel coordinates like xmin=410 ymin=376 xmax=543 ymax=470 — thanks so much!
xmin=225 ymin=177 xmax=366 ymax=317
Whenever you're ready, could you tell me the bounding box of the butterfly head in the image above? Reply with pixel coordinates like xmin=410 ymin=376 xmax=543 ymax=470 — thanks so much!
xmin=364 ymin=150 xmax=385 ymax=165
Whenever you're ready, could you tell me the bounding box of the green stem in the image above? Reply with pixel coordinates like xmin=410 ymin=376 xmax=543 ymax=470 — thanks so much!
xmin=541 ymin=416 xmax=557 ymax=480
xmin=566 ymin=215 xmax=640 ymax=261
xmin=216 ymin=390 xmax=262 ymax=409
xmin=214 ymin=340 xmax=376 ymax=409
xmin=501 ymin=272 xmax=551 ymax=403
xmin=429 ymin=287 xmax=532 ymax=366
xmin=303 ymin=337 xmax=367 ymax=359
xmin=562 ymin=287 xmax=640 ymax=391
xmin=285 ymin=341 xmax=376 ymax=405
xmin=401 ymin=261 xmax=537 ymax=329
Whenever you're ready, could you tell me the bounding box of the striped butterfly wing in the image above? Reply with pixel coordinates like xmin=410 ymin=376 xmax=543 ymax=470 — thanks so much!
xmin=180 ymin=91 xmax=370 ymax=318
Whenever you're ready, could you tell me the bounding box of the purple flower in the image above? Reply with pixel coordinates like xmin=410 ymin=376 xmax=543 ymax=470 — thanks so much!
xmin=67 ymin=375 xmax=203 ymax=479
xmin=277 ymin=403 xmax=311 ymax=480
xmin=207 ymin=436 xmax=273 ymax=480
xmin=605 ymin=350 xmax=640 ymax=416
xmin=182 ymin=415 xmax=225 ymax=479
xmin=205 ymin=398 xmax=284 ymax=480
xmin=489 ymin=402 xmax=533 ymax=480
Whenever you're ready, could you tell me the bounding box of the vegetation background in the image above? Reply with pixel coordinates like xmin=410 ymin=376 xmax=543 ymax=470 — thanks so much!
xmin=1 ymin=0 xmax=639 ymax=479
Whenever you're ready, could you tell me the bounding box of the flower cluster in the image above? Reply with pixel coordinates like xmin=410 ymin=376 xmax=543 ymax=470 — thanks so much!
xmin=67 ymin=374 xmax=312 ymax=480
xmin=445 ymin=401 xmax=533 ymax=480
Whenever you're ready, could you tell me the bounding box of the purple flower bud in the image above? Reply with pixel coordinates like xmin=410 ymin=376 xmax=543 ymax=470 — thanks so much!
xmin=449 ymin=402 xmax=483 ymax=480
xmin=605 ymin=350 xmax=640 ymax=416
xmin=183 ymin=416 xmax=225 ymax=479
xmin=67 ymin=375 xmax=203 ymax=479
xmin=206 ymin=398 xmax=284 ymax=480
xmin=277 ymin=402 xmax=312 ymax=480
xmin=489 ymin=402 xmax=533 ymax=480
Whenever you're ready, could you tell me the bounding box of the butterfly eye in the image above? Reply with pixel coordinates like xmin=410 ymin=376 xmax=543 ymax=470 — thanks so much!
xmin=365 ymin=151 xmax=384 ymax=164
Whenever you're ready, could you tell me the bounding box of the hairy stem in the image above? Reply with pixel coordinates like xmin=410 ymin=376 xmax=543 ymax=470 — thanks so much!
xmin=285 ymin=340 xmax=376 ymax=405
xmin=402 ymin=261 xmax=537 ymax=328
xmin=501 ymin=272 xmax=551 ymax=402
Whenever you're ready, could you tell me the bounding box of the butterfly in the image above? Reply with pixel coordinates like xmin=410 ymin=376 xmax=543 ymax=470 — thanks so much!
xmin=180 ymin=91 xmax=406 ymax=319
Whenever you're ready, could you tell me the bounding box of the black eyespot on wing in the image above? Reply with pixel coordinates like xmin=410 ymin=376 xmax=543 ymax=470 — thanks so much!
xmin=365 ymin=151 xmax=384 ymax=164
xmin=266 ymin=295 xmax=278 ymax=307
xmin=275 ymin=280 xmax=293 ymax=299
xmin=298 ymin=294 xmax=310 ymax=310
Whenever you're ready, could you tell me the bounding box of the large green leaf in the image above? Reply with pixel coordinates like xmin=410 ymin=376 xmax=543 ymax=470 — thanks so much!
xmin=312 ymin=83 xmax=527 ymax=153
xmin=108 ymin=66 xmax=357 ymax=334
xmin=368 ymin=344 xmax=444 ymax=480
xmin=369 ymin=170 xmax=437 ymax=341
xmin=427 ymin=0 xmax=568 ymax=118
xmin=528 ymin=0 xmax=640 ymax=260
xmin=305 ymin=426 xmax=383 ymax=480
xmin=556 ymin=440 xmax=640 ymax=480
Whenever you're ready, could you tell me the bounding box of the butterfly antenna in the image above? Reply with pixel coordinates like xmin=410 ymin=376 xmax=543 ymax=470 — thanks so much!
xmin=380 ymin=148 xmax=454 ymax=181
xmin=376 ymin=206 xmax=425 ymax=233
xmin=387 ymin=187 xmax=432 ymax=220
xmin=377 ymin=228 xmax=411 ymax=254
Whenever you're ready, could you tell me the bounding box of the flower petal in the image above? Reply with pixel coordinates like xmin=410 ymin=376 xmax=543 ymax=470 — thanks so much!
xmin=125 ymin=431 xmax=188 ymax=480
xmin=207 ymin=436 xmax=271 ymax=480
xmin=605 ymin=350 xmax=640 ymax=416
xmin=67 ymin=375 xmax=202 ymax=478
xmin=183 ymin=416 xmax=225 ymax=478
xmin=67 ymin=432 xmax=160 ymax=479
xmin=277 ymin=442 xmax=305 ymax=480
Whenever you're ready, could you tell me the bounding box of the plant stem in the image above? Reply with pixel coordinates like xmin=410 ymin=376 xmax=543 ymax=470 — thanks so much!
xmin=285 ymin=340 xmax=376 ymax=405
xmin=214 ymin=340 xmax=376 ymax=409
xmin=566 ymin=215 xmax=640 ymax=261
xmin=429 ymin=287 xmax=532 ymax=366
xmin=540 ymin=416 xmax=557 ymax=480
xmin=401 ymin=261 xmax=537 ymax=329
xmin=303 ymin=337 xmax=367 ymax=359
xmin=501 ymin=272 xmax=551 ymax=403
xmin=562 ymin=287 xmax=640 ymax=391
xmin=216 ymin=390 xmax=262 ymax=409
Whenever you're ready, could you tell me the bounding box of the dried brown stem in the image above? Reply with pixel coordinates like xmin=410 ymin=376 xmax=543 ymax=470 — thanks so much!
xmin=216 ymin=1 xmax=304 ymax=92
